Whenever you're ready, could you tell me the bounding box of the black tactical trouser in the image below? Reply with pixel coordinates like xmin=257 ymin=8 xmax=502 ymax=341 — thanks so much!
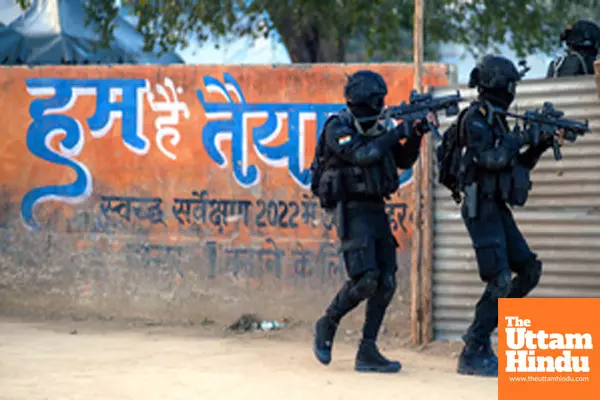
xmin=325 ymin=201 xmax=398 ymax=342
xmin=461 ymin=198 xmax=542 ymax=347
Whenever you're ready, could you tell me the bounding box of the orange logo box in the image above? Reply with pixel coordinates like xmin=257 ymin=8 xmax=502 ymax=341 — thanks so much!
xmin=499 ymin=298 xmax=600 ymax=400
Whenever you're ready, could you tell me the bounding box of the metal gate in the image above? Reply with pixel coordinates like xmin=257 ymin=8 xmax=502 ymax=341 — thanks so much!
xmin=430 ymin=76 xmax=600 ymax=341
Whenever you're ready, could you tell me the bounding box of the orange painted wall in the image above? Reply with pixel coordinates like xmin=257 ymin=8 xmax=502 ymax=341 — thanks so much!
xmin=0 ymin=64 xmax=448 ymax=321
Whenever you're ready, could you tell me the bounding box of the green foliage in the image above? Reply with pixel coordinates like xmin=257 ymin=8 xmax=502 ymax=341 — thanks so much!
xmin=82 ymin=0 xmax=245 ymax=53
xmin=16 ymin=0 xmax=30 ymax=9
xmin=425 ymin=0 xmax=600 ymax=57
xmin=13 ymin=0 xmax=600 ymax=62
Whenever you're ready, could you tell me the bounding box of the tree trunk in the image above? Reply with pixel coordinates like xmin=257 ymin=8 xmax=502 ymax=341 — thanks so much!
xmin=279 ymin=24 xmax=346 ymax=63
xmin=265 ymin=0 xmax=348 ymax=64
xmin=263 ymin=4 xmax=347 ymax=64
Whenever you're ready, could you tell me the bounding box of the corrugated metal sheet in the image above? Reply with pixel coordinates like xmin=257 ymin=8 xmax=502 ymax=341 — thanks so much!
xmin=430 ymin=76 xmax=600 ymax=341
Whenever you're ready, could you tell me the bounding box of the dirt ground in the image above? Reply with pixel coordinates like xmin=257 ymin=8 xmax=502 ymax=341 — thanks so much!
xmin=0 ymin=316 xmax=498 ymax=400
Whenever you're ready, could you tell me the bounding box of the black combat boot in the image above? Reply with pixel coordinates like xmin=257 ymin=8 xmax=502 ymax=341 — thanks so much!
xmin=482 ymin=339 xmax=498 ymax=367
xmin=463 ymin=335 xmax=498 ymax=367
xmin=313 ymin=315 xmax=338 ymax=365
xmin=457 ymin=339 xmax=498 ymax=377
xmin=355 ymin=339 xmax=402 ymax=373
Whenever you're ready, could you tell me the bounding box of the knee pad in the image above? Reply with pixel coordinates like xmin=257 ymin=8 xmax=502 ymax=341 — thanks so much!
xmin=380 ymin=273 xmax=397 ymax=304
xmin=349 ymin=270 xmax=379 ymax=301
xmin=519 ymin=258 xmax=542 ymax=293
xmin=488 ymin=269 xmax=512 ymax=301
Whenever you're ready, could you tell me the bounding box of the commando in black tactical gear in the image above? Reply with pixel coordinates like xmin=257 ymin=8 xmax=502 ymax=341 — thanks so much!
xmin=456 ymin=55 xmax=557 ymax=377
xmin=311 ymin=70 xmax=434 ymax=373
xmin=547 ymin=20 xmax=600 ymax=78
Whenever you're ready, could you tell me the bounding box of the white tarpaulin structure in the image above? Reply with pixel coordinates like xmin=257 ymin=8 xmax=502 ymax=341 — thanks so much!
xmin=0 ymin=0 xmax=24 ymax=26
xmin=0 ymin=0 xmax=183 ymax=65
xmin=0 ymin=0 xmax=290 ymax=65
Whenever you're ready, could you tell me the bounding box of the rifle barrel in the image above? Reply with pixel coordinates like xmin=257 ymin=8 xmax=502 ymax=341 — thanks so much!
xmin=356 ymin=94 xmax=463 ymax=123
xmin=500 ymin=110 xmax=590 ymax=132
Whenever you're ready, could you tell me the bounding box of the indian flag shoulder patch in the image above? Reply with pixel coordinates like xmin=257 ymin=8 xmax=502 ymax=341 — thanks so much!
xmin=338 ymin=135 xmax=352 ymax=145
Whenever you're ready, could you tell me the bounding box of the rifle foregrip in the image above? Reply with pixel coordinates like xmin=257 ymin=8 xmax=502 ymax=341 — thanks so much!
xmin=429 ymin=123 xmax=441 ymax=140
xmin=552 ymin=139 xmax=562 ymax=161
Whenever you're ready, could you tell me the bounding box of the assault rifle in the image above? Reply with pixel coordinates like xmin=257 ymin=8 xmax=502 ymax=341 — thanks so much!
xmin=498 ymin=102 xmax=591 ymax=160
xmin=354 ymin=89 xmax=464 ymax=140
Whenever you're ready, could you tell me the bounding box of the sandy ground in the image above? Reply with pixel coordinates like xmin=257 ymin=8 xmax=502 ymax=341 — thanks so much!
xmin=0 ymin=318 xmax=498 ymax=400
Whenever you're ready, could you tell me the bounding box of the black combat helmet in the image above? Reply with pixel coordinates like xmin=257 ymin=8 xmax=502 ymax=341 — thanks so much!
xmin=561 ymin=20 xmax=600 ymax=51
xmin=468 ymin=54 xmax=521 ymax=109
xmin=344 ymin=70 xmax=388 ymax=111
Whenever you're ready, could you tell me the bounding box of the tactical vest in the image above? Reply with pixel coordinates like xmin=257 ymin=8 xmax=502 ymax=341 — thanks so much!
xmin=461 ymin=102 xmax=532 ymax=207
xmin=551 ymin=50 xmax=593 ymax=77
xmin=322 ymin=110 xmax=400 ymax=202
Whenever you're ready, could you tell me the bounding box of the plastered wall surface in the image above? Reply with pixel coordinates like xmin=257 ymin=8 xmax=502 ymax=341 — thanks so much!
xmin=0 ymin=64 xmax=448 ymax=325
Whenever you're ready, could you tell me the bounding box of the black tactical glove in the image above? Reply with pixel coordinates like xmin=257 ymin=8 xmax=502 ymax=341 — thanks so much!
xmin=392 ymin=122 xmax=412 ymax=140
xmin=412 ymin=118 xmax=429 ymax=135
xmin=521 ymin=126 xmax=555 ymax=148
xmin=413 ymin=111 xmax=439 ymax=136
xmin=517 ymin=127 xmax=533 ymax=146
xmin=539 ymin=130 xmax=556 ymax=148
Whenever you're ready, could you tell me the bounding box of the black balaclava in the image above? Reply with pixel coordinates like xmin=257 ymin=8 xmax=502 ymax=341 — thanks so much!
xmin=572 ymin=44 xmax=598 ymax=58
xmin=480 ymin=81 xmax=517 ymax=110
xmin=348 ymin=96 xmax=385 ymax=132
xmin=563 ymin=20 xmax=600 ymax=58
